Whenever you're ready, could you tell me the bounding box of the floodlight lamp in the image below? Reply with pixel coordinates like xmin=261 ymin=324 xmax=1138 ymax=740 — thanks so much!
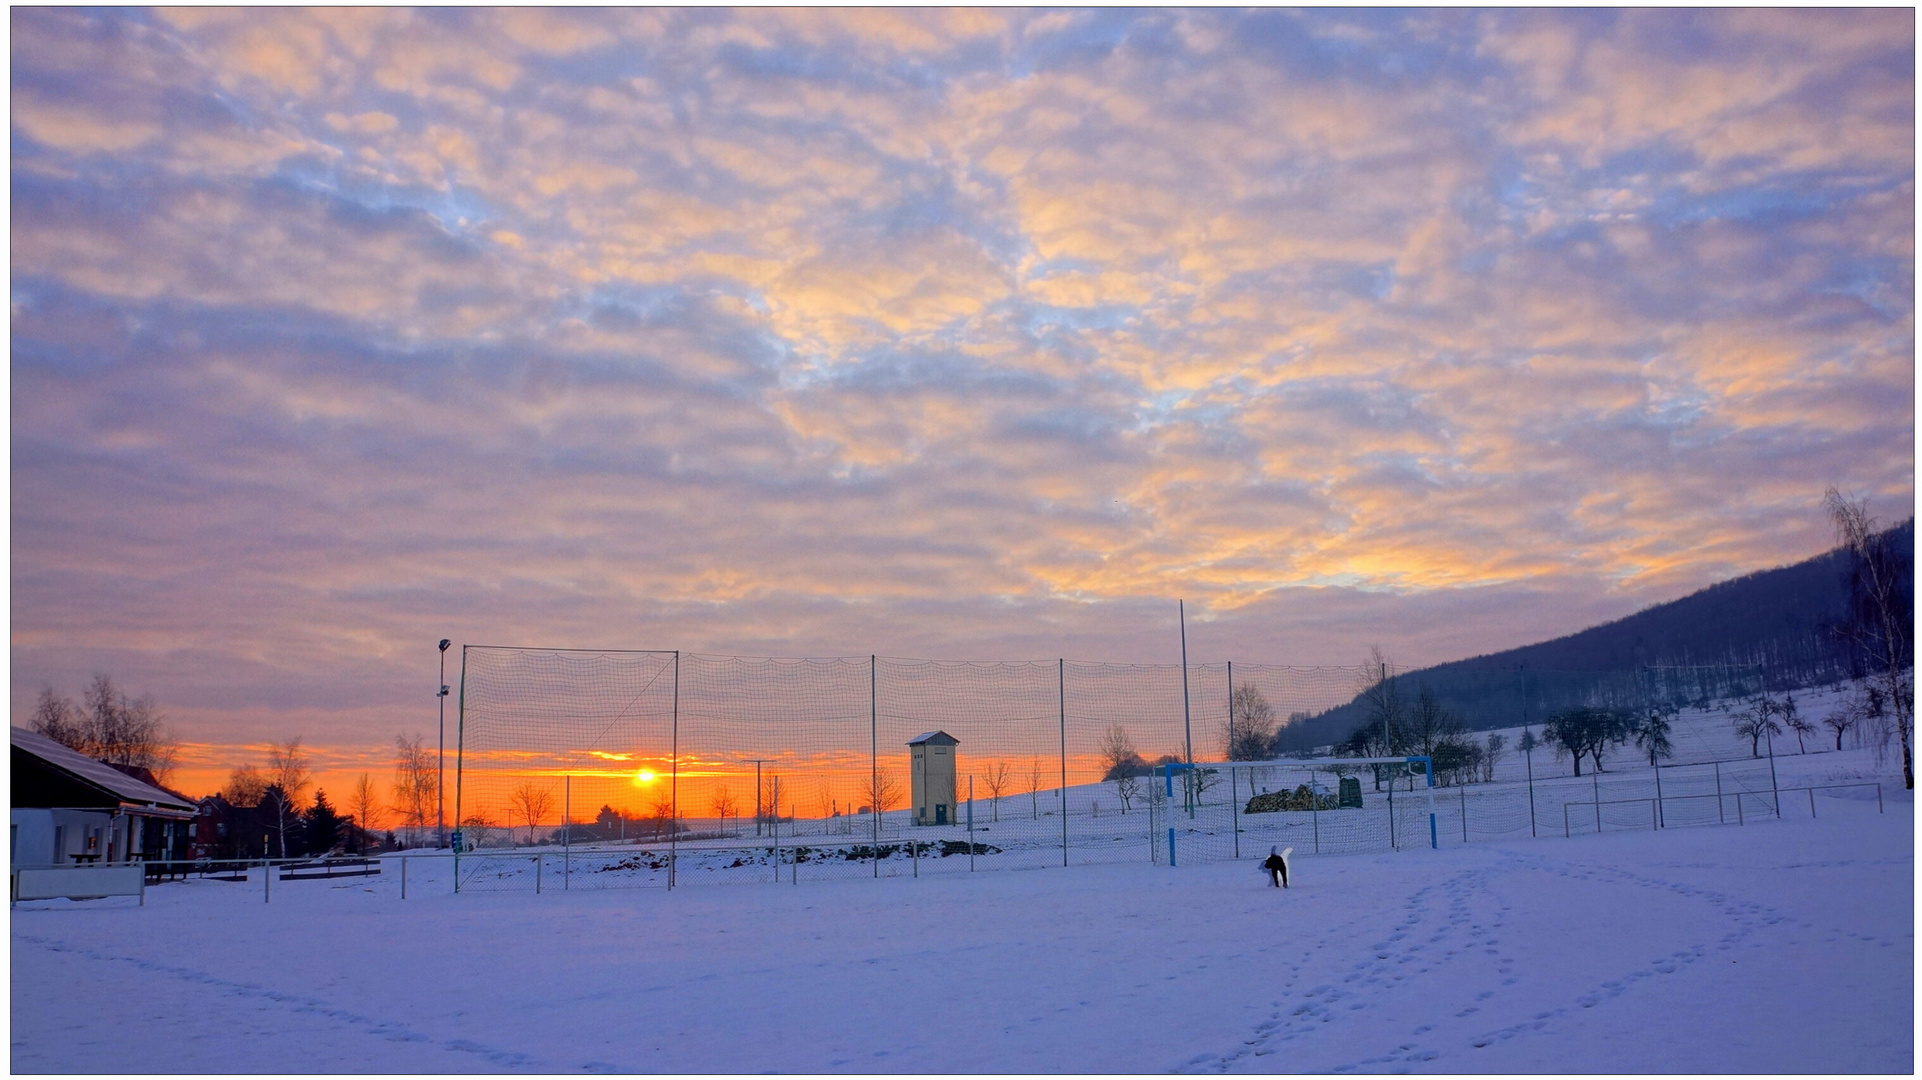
xmin=439 ymin=639 xmax=451 ymax=651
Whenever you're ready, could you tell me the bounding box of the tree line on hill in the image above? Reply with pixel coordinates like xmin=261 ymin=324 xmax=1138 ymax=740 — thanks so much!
xmin=1252 ymin=504 xmax=1911 ymax=789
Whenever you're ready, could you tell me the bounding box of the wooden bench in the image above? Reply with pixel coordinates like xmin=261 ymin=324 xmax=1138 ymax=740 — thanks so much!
xmin=278 ymin=858 xmax=382 ymax=881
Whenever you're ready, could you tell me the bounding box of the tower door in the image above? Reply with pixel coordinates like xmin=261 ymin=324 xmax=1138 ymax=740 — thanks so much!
xmin=935 ymin=804 xmax=948 ymax=826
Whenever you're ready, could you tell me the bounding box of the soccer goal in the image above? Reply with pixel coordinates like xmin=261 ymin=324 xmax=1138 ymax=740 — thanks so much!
xmin=1148 ymin=756 xmax=1437 ymax=866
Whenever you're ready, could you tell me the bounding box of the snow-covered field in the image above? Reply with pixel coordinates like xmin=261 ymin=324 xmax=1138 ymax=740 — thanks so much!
xmin=12 ymin=780 xmax=1911 ymax=1073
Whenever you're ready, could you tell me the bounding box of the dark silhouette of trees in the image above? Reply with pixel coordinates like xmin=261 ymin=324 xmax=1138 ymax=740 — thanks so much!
xmin=305 ymin=789 xmax=345 ymax=854
xmin=1634 ymin=705 xmax=1676 ymax=766
xmin=1542 ymin=708 xmax=1632 ymax=776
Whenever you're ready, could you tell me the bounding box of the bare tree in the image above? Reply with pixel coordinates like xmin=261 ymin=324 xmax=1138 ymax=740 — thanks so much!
xmin=764 ymin=775 xmax=785 ymax=825
xmin=711 ymin=788 xmax=738 ymax=836
xmin=392 ymin=733 xmax=437 ymax=846
xmin=1482 ymin=733 xmax=1506 ymax=783
xmin=29 ymin=687 xmax=82 ymax=747
xmin=1190 ymin=766 xmax=1221 ymax=802
xmin=266 ymin=737 xmax=312 ymax=859
xmin=1098 ymin=725 xmax=1147 ymax=810
xmin=1098 ymin=725 xmax=1145 ymax=779
xmin=816 ymin=779 xmax=836 ymax=828
xmin=865 ymin=771 xmax=900 ymax=815
xmin=1780 ymin=693 xmax=1815 ymax=754
xmin=31 ymin=676 xmax=179 ymax=784
xmin=1026 ymin=758 xmax=1043 ymax=819
xmin=1826 ymin=488 xmax=1914 ymax=788
xmin=1634 ymin=706 xmax=1676 ymax=767
xmin=1733 ymin=701 xmax=1783 ymax=758
xmin=1346 ymin=648 xmax=1407 ymax=790
xmin=222 ymin=764 xmax=268 ymax=806
xmin=508 ymin=780 xmax=554 ymax=845
xmin=1224 ymin=684 xmax=1277 ymax=760
xmin=981 ymin=761 xmax=1012 ymax=821
xmin=648 ymin=798 xmax=675 ymax=839
xmin=1824 ymin=688 xmax=1866 ymax=751
xmin=347 ymin=772 xmax=382 ymax=851
xmin=460 ymin=811 xmax=498 ymax=849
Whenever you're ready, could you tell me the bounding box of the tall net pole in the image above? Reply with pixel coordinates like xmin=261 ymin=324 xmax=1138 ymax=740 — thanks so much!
xmin=670 ymin=650 xmax=679 ymax=889
xmin=454 ymin=645 xmax=468 ymax=891
xmin=1226 ymin=660 xmax=1238 ymax=858
xmin=1179 ymin=601 xmax=1194 ymax=766
xmin=438 ymin=641 xmax=448 ymax=848
xmin=870 ymin=655 xmax=879 ymax=874
xmin=1058 ymin=658 xmax=1068 ymax=867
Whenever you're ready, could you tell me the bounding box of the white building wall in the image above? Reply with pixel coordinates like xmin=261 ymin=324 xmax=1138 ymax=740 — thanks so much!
xmin=10 ymin=808 xmax=114 ymax=870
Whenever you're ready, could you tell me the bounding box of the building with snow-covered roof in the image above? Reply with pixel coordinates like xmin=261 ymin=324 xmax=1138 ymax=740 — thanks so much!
xmin=907 ymin=730 xmax=959 ymax=826
xmin=10 ymin=726 xmax=195 ymax=871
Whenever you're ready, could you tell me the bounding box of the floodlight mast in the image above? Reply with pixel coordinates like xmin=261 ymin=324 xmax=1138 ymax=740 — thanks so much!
xmin=438 ymin=638 xmax=452 ymax=848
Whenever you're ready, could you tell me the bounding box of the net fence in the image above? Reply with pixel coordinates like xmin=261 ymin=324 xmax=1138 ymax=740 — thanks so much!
xmin=451 ymin=650 xmax=1873 ymax=891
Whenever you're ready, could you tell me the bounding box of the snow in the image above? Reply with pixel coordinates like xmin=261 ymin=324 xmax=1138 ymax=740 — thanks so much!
xmin=13 ymin=686 xmax=1913 ymax=1072
xmin=12 ymin=788 xmax=1911 ymax=1072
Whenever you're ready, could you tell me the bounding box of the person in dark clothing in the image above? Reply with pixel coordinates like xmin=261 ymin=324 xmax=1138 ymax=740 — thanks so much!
xmin=1262 ymin=845 xmax=1289 ymax=888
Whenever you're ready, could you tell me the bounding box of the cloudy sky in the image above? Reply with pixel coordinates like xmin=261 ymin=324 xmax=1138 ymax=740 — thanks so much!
xmin=10 ymin=8 xmax=1914 ymax=795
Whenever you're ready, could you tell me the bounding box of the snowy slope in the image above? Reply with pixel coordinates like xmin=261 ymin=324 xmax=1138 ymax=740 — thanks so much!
xmin=11 ymin=790 xmax=1910 ymax=1073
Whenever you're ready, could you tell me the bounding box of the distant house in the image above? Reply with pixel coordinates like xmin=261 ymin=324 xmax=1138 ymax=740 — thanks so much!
xmin=188 ymin=793 xmax=268 ymax=860
xmin=10 ymin=727 xmax=196 ymax=869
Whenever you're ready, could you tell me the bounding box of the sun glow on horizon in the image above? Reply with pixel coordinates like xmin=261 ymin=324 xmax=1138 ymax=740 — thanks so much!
xmin=633 ymin=769 xmax=658 ymax=786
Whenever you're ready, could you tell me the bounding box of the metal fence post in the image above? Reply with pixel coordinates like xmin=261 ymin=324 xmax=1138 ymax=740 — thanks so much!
xmin=264 ymin=859 xmax=271 ymax=904
xmin=1759 ymin=664 xmax=1781 ymax=818
xmin=1715 ymin=761 xmax=1725 ymax=823
xmin=1653 ymin=759 xmax=1664 ymax=828
xmin=401 ymin=855 xmax=408 ymax=900
xmin=1525 ymin=745 xmax=1537 ymax=837
xmin=967 ymin=775 xmax=976 ymax=871
xmin=1311 ymin=778 xmax=1320 ymax=854
xmin=535 ymin=853 xmax=542 ymax=893
xmin=1460 ymin=784 xmax=1468 ymax=843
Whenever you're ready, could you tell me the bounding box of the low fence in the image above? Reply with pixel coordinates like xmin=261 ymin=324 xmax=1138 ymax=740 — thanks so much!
xmin=1561 ymin=781 xmax=1884 ymax=838
xmin=8 ymin=766 xmax=1891 ymax=904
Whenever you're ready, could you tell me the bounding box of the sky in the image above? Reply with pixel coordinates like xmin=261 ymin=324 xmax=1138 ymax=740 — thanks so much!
xmin=10 ymin=8 xmax=1915 ymax=800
